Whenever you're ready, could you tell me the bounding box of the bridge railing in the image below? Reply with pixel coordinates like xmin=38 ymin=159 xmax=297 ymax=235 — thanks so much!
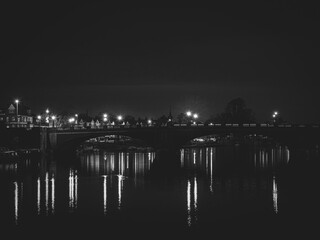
xmin=50 ymin=122 xmax=320 ymax=131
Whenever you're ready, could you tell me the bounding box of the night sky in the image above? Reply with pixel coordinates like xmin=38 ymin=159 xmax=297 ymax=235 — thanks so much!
xmin=1 ymin=3 xmax=320 ymax=123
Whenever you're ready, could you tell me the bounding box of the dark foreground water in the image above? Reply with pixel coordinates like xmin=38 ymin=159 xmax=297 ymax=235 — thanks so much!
xmin=0 ymin=145 xmax=319 ymax=239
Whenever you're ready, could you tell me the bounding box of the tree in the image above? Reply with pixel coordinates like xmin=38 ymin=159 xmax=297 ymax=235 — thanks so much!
xmin=124 ymin=115 xmax=136 ymax=125
xmin=177 ymin=113 xmax=187 ymax=123
xmin=156 ymin=115 xmax=169 ymax=126
xmin=214 ymin=98 xmax=255 ymax=123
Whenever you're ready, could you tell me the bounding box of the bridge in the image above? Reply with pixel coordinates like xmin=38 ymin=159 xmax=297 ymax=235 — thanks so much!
xmin=41 ymin=123 xmax=320 ymax=152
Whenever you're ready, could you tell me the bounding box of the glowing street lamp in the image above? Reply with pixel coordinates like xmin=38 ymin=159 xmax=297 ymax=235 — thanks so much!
xmin=46 ymin=109 xmax=50 ymax=114
xmin=37 ymin=115 xmax=41 ymax=127
xmin=272 ymin=111 xmax=279 ymax=123
xmin=148 ymin=119 xmax=152 ymax=126
xmin=117 ymin=115 xmax=123 ymax=125
xmin=193 ymin=113 xmax=198 ymax=119
xmin=68 ymin=117 xmax=75 ymax=123
xmin=103 ymin=113 xmax=108 ymax=122
xmin=74 ymin=114 xmax=78 ymax=124
xmin=51 ymin=115 xmax=56 ymax=128
xmin=186 ymin=111 xmax=192 ymax=117
xmin=14 ymin=99 xmax=19 ymax=115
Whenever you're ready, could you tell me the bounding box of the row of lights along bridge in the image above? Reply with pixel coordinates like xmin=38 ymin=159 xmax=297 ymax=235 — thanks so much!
xmin=9 ymin=99 xmax=282 ymax=129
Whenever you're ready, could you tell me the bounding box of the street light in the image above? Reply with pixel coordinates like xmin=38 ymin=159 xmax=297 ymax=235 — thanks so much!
xmin=46 ymin=109 xmax=50 ymax=114
xmin=75 ymin=114 xmax=78 ymax=124
xmin=51 ymin=115 xmax=56 ymax=128
xmin=272 ymin=111 xmax=279 ymax=123
xmin=186 ymin=111 xmax=192 ymax=117
xmin=103 ymin=113 xmax=108 ymax=122
xmin=117 ymin=115 xmax=123 ymax=125
xmin=37 ymin=115 xmax=41 ymax=127
xmin=15 ymin=99 xmax=19 ymax=115
xmin=193 ymin=113 xmax=198 ymax=119
xmin=68 ymin=117 xmax=75 ymax=123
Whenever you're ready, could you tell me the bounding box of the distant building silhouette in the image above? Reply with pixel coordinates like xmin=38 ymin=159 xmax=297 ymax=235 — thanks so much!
xmin=0 ymin=102 xmax=34 ymax=128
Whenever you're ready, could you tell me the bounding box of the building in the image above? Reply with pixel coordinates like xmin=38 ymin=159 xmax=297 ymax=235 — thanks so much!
xmin=0 ymin=102 xmax=34 ymax=128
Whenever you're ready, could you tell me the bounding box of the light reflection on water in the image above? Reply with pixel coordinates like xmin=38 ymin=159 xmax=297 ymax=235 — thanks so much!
xmin=0 ymin=145 xmax=290 ymax=228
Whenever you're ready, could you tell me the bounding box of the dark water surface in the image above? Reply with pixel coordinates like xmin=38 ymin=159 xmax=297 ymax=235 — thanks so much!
xmin=0 ymin=145 xmax=319 ymax=238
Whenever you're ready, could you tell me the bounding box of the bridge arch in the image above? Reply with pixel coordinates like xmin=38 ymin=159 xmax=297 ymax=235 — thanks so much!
xmin=44 ymin=126 xmax=320 ymax=153
xmin=46 ymin=129 xmax=157 ymax=152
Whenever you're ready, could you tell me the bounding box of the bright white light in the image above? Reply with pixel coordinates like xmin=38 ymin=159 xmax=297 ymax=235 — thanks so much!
xmin=51 ymin=115 xmax=56 ymax=120
xmin=193 ymin=113 xmax=198 ymax=119
xmin=274 ymin=111 xmax=278 ymax=115
xmin=75 ymin=114 xmax=78 ymax=117
xmin=15 ymin=99 xmax=19 ymax=104
xmin=272 ymin=114 xmax=276 ymax=118
xmin=117 ymin=115 xmax=123 ymax=121
xmin=46 ymin=109 xmax=49 ymax=114
xmin=37 ymin=115 xmax=41 ymax=120
xmin=186 ymin=111 xmax=192 ymax=117
xmin=103 ymin=113 xmax=107 ymax=118
xmin=103 ymin=117 xmax=108 ymax=122
xmin=148 ymin=120 xmax=152 ymax=124
xmin=68 ymin=118 xmax=75 ymax=123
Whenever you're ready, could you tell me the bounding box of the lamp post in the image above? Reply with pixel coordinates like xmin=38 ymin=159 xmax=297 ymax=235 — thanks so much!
xmin=75 ymin=114 xmax=78 ymax=125
xmin=51 ymin=115 xmax=56 ymax=128
xmin=117 ymin=115 xmax=123 ymax=125
xmin=272 ymin=111 xmax=279 ymax=123
xmin=193 ymin=113 xmax=199 ymax=124
xmin=15 ymin=99 xmax=19 ymax=116
xmin=37 ymin=115 xmax=41 ymax=127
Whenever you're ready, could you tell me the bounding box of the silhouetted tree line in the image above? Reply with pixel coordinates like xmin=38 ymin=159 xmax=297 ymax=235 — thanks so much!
xmin=46 ymin=97 xmax=288 ymax=127
xmin=208 ymin=97 xmax=256 ymax=124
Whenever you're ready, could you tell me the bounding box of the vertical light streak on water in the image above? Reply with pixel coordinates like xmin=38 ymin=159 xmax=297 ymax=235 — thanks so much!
xmin=75 ymin=170 xmax=78 ymax=209
xmin=45 ymin=172 xmax=49 ymax=215
xmin=142 ymin=153 xmax=145 ymax=175
xmin=273 ymin=176 xmax=278 ymax=214
xmin=127 ymin=153 xmax=130 ymax=169
xmin=286 ymin=148 xmax=290 ymax=163
xmin=111 ymin=155 xmax=115 ymax=172
xmin=210 ymin=148 xmax=213 ymax=193
xmin=103 ymin=175 xmax=107 ymax=215
xmin=69 ymin=169 xmax=74 ymax=210
xmin=37 ymin=177 xmax=41 ymax=215
xmin=180 ymin=149 xmax=184 ymax=167
xmin=122 ymin=152 xmax=125 ymax=175
xmin=193 ymin=151 xmax=196 ymax=165
xmin=51 ymin=174 xmax=55 ymax=214
xmin=194 ymin=177 xmax=198 ymax=223
xmin=14 ymin=181 xmax=18 ymax=225
xmin=118 ymin=175 xmax=123 ymax=210
xmin=205 ymin=148 xmax=208 ymax=175
xmin=187 ymin=180 xmax=191 ymax=227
